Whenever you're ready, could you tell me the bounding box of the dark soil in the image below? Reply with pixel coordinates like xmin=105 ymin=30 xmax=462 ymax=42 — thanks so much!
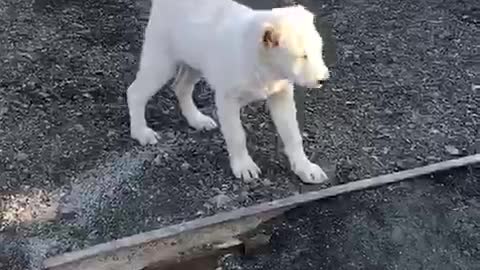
xmin=0 ymin=0 xmax=478 ymax=269
xmin=223 ymin=167 xmax=480 ymax=270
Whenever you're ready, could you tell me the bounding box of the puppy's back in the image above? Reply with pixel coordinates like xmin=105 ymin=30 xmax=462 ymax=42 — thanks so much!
xmin=150 ymin=0 xmax=249 ymax=23
xmin=148 ymin=0 xmax=254 ymax=73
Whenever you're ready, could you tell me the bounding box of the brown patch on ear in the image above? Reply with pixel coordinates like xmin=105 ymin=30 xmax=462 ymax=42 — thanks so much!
xmin=262 ymin=25 xmax=280 ymax=48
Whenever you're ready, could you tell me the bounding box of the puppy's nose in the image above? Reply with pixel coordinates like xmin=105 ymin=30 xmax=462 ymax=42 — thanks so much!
xmin=317 ymin=79 xmax=327 ymax=85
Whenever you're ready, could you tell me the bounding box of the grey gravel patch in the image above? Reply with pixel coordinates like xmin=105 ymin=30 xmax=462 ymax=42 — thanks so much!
xmin=59 ymin=149 xmax=156 ymax=227
xmin=24 ymin=238 xmax=60 ymax=270
xmin=0 ymin=235 xmax=59 ymax=270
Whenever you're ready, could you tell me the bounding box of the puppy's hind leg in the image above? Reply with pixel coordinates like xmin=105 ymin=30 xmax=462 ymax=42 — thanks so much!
xmin=173 ymin=65 xmax=217 ymax=130
xmin=127 ymin=44 xmax=175 ymax=145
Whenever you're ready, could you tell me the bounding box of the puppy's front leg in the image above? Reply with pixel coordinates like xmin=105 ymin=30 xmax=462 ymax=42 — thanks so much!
xmin=267 ymin=85 xmax=328 ymax=184
xmin=216 ymin=95 xmax=260 ymax=180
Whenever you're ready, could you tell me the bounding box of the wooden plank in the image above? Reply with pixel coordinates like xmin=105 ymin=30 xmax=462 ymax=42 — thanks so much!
xmin=44 ymin=216 xmax=266 ymax=270
xmin=44 ymin=154 xmax=480 ymax=270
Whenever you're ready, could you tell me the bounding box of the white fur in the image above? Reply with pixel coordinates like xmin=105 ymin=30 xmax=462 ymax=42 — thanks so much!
xmin=126 ymin=0 xmax=330 ymax=184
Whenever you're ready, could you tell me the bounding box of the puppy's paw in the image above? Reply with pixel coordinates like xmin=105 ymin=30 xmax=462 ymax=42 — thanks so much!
xmin=292 ymin=159 xmax=328 ymax=184
xmin=131 ymin=127 xmax=160 ymax=145
xmin=190 ymin=114 xmax=218 ymax=131
xmin=230 ymin=155 xmax=261 ymax=181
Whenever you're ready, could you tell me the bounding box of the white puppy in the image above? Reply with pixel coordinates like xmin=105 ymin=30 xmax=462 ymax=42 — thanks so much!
xmin=127 ymin=0 xmax=330 ymax=184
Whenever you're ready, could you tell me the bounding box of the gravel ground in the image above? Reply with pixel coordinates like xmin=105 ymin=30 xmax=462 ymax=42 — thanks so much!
xmin=223 ymin=167 xmax=480 ymax=270
xmin=0 ymin=0 xmax=478 ymax=269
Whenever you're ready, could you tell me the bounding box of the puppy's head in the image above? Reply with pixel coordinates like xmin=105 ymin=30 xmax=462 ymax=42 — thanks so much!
xmin=260 ymin=5 xmax=329 ymax=88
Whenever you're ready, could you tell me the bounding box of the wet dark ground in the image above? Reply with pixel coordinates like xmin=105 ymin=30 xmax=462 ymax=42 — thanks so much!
xmin=0 ymin=0 xmax=479 ymax=269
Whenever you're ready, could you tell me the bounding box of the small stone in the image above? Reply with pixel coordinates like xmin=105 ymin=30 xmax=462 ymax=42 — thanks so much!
xmin=395 ymin=158 xmax=416 ymax=170
xmin=430 ymin=128 xmax=441 ymax=134
xmin=238 ymin=191 xmax=250 ymax=202
xmin=261 ymin=179 xmax=273 ymax=186
xmin=153 ymin=155 xmax=162 ymax=165
xmin=0 ymin=106 xmax=8 ymax=116
xmin=209 ymin=194 xmax=232 ymax=208
xmin=180 ymin=162 xmax=191 ymax=170
xmin=15 ymin=152 xmax=28 ymax=161
xmin=445 ymin=145 xmax=460 ymax=156
xmin=391 ymin=226 xmax=404 ymax=244
xmin=362 ymin=147 xmax=374 ymax=152
xmin=474 ymin=140 xmax=480 ymax=153
xmin=426 ymin=156 xmax=440 ymax=161
xmin=347 ymin=170 xmax=356 ymax=181
xmin=203 ymin=202 xmax=213 ymax=210
xmin=73 ymin=124 xmax=85 ymax=133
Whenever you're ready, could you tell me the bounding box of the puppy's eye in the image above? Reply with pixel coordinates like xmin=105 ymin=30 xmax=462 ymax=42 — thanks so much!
xmin=301 ymin=54 xmax=308 ymax=60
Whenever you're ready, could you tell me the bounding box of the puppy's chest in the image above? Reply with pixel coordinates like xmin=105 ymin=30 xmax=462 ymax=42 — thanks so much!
xmin=236 ymin=81 xmax=289 ymax=106
xmin=237 ymin=88 xmax=268 ymax=105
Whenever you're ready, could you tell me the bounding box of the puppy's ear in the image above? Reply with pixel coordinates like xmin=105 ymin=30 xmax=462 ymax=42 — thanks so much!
xmin=262 ymin=25 xmax=280 ymax=48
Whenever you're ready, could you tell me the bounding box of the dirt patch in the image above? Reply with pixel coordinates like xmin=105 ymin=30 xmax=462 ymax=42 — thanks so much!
xmin=0 ymin=0 xmax=478 ymax=269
